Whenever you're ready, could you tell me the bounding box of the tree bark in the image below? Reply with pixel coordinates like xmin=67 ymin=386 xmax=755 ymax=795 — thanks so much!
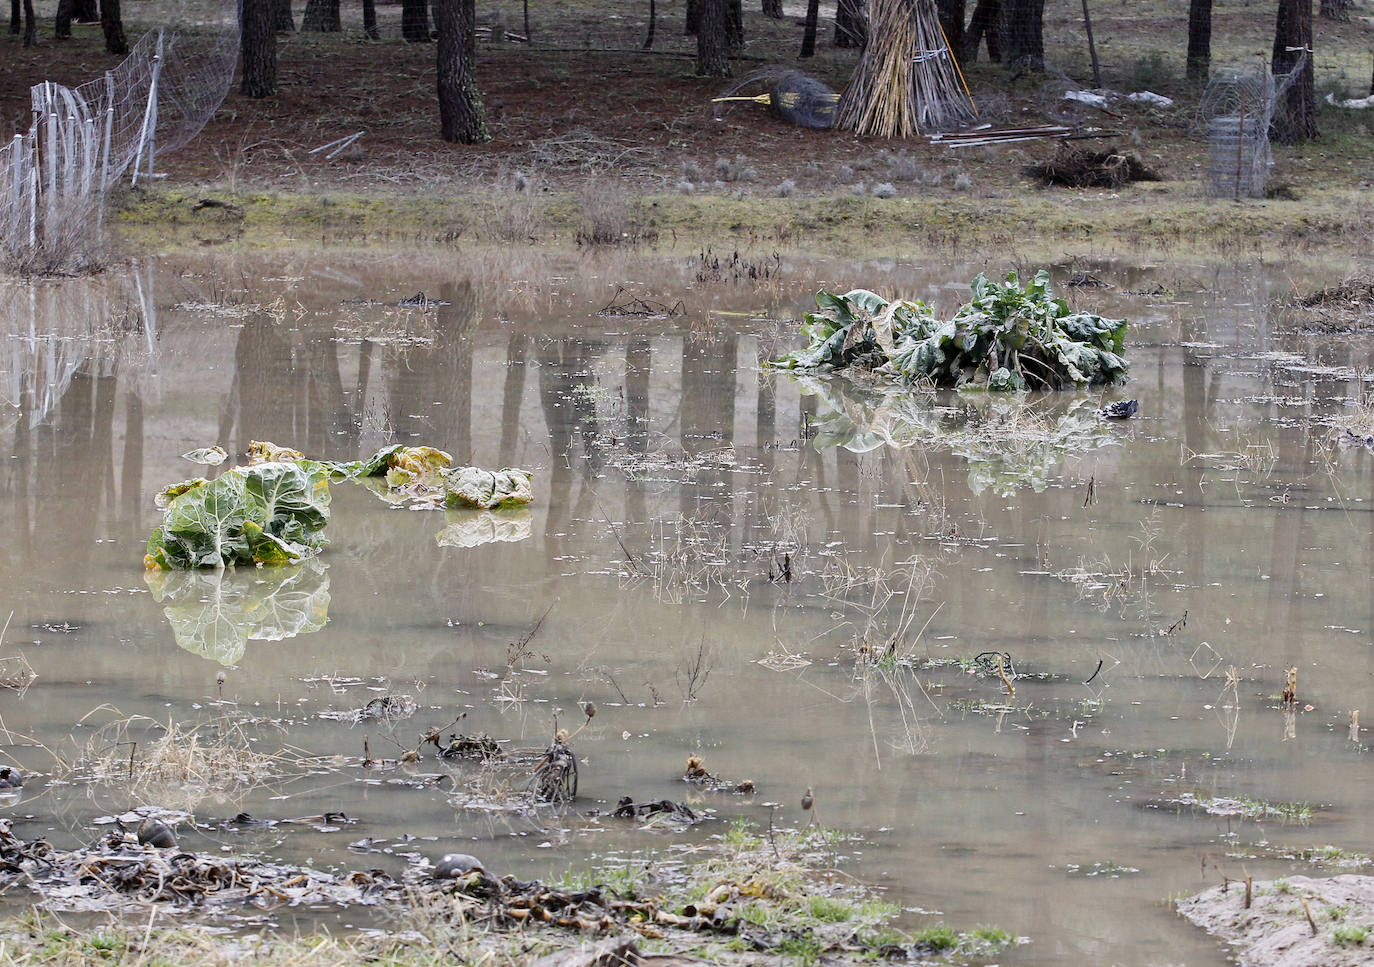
xmin=55 ymin=0 xmax=72 ymax=38
xmin=643 ymin=0 xmax=655 ymax=48
xmin=272 ymin=0 xmax=294 ymax=31
xmin=937 ymin=0 xmax=965 ymax=61
xmin=363 ymin=0 xmax=377 ymax=38
xmin=1000 ymin=0 xmax=1044 ymax=70
xmin=696 ymin=0 xmax=731 ymax=75
xmin=10 ymin=0 xmax=19 ymax=34
xmin=799 ymin=0 xmax=818 ymax=56
xmin=684 ymin=0 xmax=699 ymax=35
xmin=833 ymin=0 xmax=865 ymax=47
xmin=963 ymin=0 xmax=1001 ymax=62
xmin=73 ymin=0 xmax=95 ymax=20
xmin=241 ymin=0 xmax=276 ymax=97
xmin=435 ymin=0 xmax=489 ymax=142
xmin=761 ymin=0 xmax=781 ymax=18
xmin=1186 ymin=0 xmax=1211 ymax=82
xmin=402 ymin=0 xmax=430 ymax=40
xmin=727 ymin=0 xmax=743 ymax=49
xmin=301 ymin=0 xmax=339 ymax=30
xmin=22 ymin=0 xmax=33 ymax=44
xmin=99 ymin=0 xmax=125 ymax=52
xmin=1271 ymin=0 xmax=1317 ymax=143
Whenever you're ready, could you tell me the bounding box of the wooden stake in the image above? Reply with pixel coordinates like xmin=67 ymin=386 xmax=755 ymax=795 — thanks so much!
xmin=1081 ymin=0 xmax=1101 ymax=89
xmin=1301 ymin=897 xmax=1318 ymax=936
xmin=1244 ymin=875 xmax=1252 ymax=909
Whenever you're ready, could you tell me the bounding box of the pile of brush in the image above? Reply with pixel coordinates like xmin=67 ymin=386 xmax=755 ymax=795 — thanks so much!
xmin=1023 ymin=146 xmax=1160 ymax=188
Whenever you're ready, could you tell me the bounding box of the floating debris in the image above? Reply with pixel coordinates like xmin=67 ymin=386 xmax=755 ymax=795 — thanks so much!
xmin=180 ymin=445 xmax=228 ymax=466
xmin=1101 ymin=398 xmax=1139 ymax=419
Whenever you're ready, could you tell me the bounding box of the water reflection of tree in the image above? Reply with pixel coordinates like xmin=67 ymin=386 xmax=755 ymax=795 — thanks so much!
xmin=386 ymin=281 xmax=477 ymax=462
xmin=537 ymin=336 xmax=601 ymax=551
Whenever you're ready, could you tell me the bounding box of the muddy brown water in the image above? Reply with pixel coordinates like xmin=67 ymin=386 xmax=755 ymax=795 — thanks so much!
xmin=1 ymin=249 xmax=1371 ymax=963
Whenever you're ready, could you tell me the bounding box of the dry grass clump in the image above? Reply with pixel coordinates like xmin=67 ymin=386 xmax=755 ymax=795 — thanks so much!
xmin=1294 ymin=276 xmax=1374 ymax=333
xmin=0 ymin=611 xmax=37 ymax=695
xmin=69 ymin=709 xmax=325 ymax=812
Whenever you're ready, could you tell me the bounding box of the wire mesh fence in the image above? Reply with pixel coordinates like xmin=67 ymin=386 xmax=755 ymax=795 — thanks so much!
xmin=1 ymin=10 xmax=237 ymax=273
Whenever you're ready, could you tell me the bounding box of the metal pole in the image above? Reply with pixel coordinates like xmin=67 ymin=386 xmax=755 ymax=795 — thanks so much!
xmin=132 ymin=30 xmax=164 ymax=186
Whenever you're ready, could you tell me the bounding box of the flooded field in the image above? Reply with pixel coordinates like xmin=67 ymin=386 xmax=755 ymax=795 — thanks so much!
xmin=1 ymin=247 xmax=1371 ymax=964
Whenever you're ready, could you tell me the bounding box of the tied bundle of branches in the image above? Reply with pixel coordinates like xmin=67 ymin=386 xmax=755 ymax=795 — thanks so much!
xmin=772 ymin=270 xmax=1129 ymax=391
xmin=835 ymin=0 xmax=976 ymax=137
xmin=1023 ymin=146 xmax=1161 ymax=188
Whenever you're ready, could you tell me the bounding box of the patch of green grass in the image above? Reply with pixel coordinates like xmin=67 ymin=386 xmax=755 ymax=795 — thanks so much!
xmin=1272 ymin=878 xmax=1295 ymax=894
xmin=776 ymin=934 xmax=825 ymax=964
xmin=1333 ymin=924 xmax=1370 ymax=944
xmin=972 ymin=925 xmax=1014 ymax=944
xmin=807 ymin=896 xmax=856 ymax=923
xmin=911 ymin=924 xmax=960 ymax=951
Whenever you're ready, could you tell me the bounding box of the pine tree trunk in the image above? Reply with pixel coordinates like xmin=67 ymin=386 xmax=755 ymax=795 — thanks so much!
xmin=301 ymin=0 xmax=340 ymax=31
xmin=10 ymin=0 xmax=19 ymax=34
xmin=761 ymin=0 xmax=781 ymax=18
xmin=363 ymin=0 xmax=378 ymax=38
xmin=799 ymin=0 xmax=818 ymax=56
xmin=435 ymin=0 xmax=489 ymax=143
xmin=1271 ymin=0 xmax=1317 ymax=143
xmin=403 ymin=0 xmax=430 ymax=40
xmin=1186 ymin=0 xmax=1211 ymax=82
xmin=55 ymin=0 xmax=73 ymax=38
xmin=963 ymin=0 xmax=1001 ymax=62
xmin=272 ymin=0 xmax=294 ymax=32
xmin=643 ymin=0 xmax=655 ymax=48
xmin=833 ymin=0 xmax=865 ymax=47
xmin=1000 ymin=0 xmax=1044 ymax=70
xmin=73 ymin=0 xmax=95 ymax=20
xmin=696 ymin=0 xmax=731 ymax=75
xmin=684 ymin=0 xmax=699 ymax=35
xmin=241 ymin=0 xmax=276 ymax=97
xmin=22 ymin=0 xmax=34 ymax=45
xmin=937 ymin=0 xmax=965 ymax=60
xmin=99 ymin=0 xmax=126 ymax=52
xmin=727 ymin=0 xmax=743 ymax=49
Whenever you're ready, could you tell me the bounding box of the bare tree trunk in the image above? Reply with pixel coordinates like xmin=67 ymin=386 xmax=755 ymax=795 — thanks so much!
xmin=10 ymin=0 xmax=20 ymax=34
xmin=684 ymin=0 xmax=699 ymax=34
xmin=1271 ymin=0 xmax=1317 ymax=143
xmin=833 ymin=0 xmax=865 ymax=47
xmin=761 ymin=0 xmax=781 ymax=18
xmin=55 ymin=0 xmax=73 ymax=37
xmin=272 ymin=0 xmax=294 ymax=31
xmin=363 ymin=0 xmax=378 ymax=38
xmin=696 ymin=0 xmax=730 ymax=75
xmin=99 ymin=0 xmax=125 ymax=52
xmin=799 ymin=0 xmax=818 ymax=56
xmin=402 ymin=0 xmax=430 ymax=39
xmin=1186 ymin=0 xmax=1211 ymax=82
xmin=643 ymin=0 xmax=655 ymax=48
xmin=937 ymin=0 xmax=965 ymax=60
xmin=301 ymin=0 xmax=340 ymax=30
xmin=963 ymin=0 xmax=1001 ymax=62
xmin=241 ymin=0 xmax=276 ymax=97
xmin=727 ymin=0 xmax=742 ymax=49
xmin=1000 ymin=0 xmax=1044 ymax=70
xmin=73 ymin=0 xmax=95 ymax=20
xmin=435 ymin=0 xmax=489 ymax=142
xmin=22 ymin=0 xmax=33 ymax=44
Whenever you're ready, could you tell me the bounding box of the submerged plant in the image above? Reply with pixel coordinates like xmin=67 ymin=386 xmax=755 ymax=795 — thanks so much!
xmin=145 ymin=461 xmax=333 ymax=569
xmin=772 ymin=270 xmax=1129 ymax=391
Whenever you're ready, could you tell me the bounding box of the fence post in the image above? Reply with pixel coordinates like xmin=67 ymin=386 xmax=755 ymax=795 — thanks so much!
xmin=132 ymin=28 xmax=164 ymax=186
